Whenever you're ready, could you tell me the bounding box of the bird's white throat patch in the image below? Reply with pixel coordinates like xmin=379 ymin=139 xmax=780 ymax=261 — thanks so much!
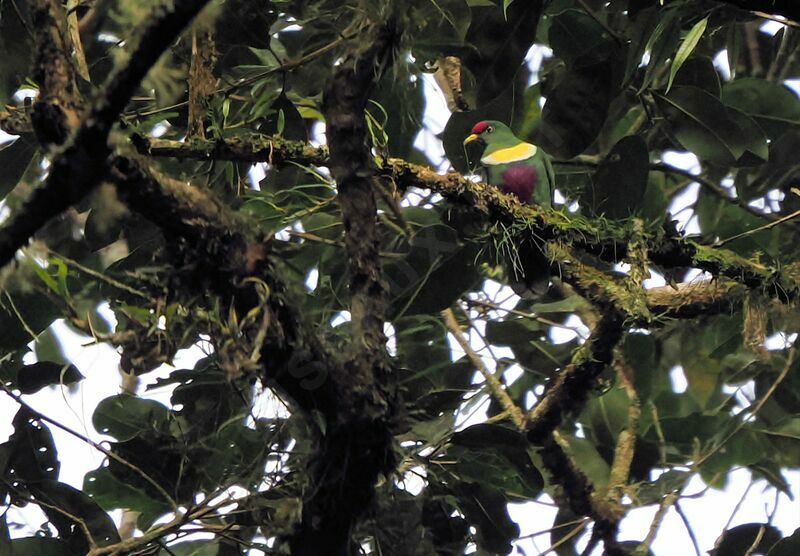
xmin=481 ymin=142 xmax=538 ymax=165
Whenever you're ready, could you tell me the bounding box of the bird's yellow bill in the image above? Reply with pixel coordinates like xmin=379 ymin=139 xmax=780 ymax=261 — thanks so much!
xmin=463 ymin=134 xmax=479 ymax=145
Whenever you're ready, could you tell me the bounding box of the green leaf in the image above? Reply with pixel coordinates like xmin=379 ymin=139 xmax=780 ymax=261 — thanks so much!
xmin=563 ymin=436 xmax=610 ymax=488
xmin=584 ymin=386 xmax=631 ymax=452
xmin=0 ymin=134 xmax=38 ymax=199
xmin=410 ymin=0 xmax=471 ymax=56
xmin=451 ymin=422 xmax=525 ymax=448
xmin=768 ymin=529 xmax=800 ymax=556
xmin=259 ymin=92 xmax=306 ymax=142
xmin=656 ymin=413 xmax=726 ymax=452
xmin=722 ymin=78 xmax=800 ymax=139
xmin=683 ymin=354 xmax=721 ymax=408
xmin=548 ymin=9 xmax=606 ymax=66
xmin=8 ymin=538 xmax=72 ymax=556
xmin=701 ymin=427 xmax=770 ymax=476
xmin=713 ymin=523 xmax=782 ymax=556
xmin=0 ymin=270 xmax=62 ymax=352
xmin=638 ymin=5 xmax=681 ymax=93
xmin=27 ymin=480 xmax=121 ymax=548
xmin=671 ymin=56 xmax=721 ymax=97
xmin=447 ymin=445 xmax=543 ymax=500
xmin=372 ymin=69 xmax=425 ymax=159
xmin=83 ymin=466 xmax=172 ymax=528
xmin=696 ymin=192 xmax=779 ymax=257
xmin=529 ymin=295 xmax=590 ymax=315
xmin=588 ymin=135 xmax=650 ymax=219
xmin=654 ymin=86 xmax=768 ymax=166
xmin=452 ymin=425 xmax=544 ymax=499
xmin=92 ymin=394 xmax=172 ymax=441
xmin=624 ymin=334 xmax=660 ymax=401
xmin=11 ymin=361 xmax=83 ymax=394
xmin=5 ymin=406 xmax=60 ymax=484
xmin=463 ymin=0 xmax=543 ymax=106
xmin=535 ymin=55 xmax=617 ymax=158
xmin=666 ymin=17 xmax=708 ymax=93
xmin=0 ymin=2 xmax=33 ymax=104
xmin=450 ymin=481 xmax=519 ymax=554
xmin=486 ymin=317 xmax=545 ymax=346
xmin=634 ymin=469 xmax=691 ymax=505
xmin=166 ymin=540 xmax=222 ymax=555
xmin=386 ymin=221 xmax=480 ymax=317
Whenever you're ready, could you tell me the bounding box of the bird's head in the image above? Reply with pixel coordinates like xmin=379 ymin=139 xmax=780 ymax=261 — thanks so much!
xmin=463 ymin=120 xmax=516 ymax=150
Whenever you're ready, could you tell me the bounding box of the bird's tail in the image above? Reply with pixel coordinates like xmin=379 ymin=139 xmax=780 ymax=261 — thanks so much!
xmin=506 ymin=238 xmax=550 ymax=298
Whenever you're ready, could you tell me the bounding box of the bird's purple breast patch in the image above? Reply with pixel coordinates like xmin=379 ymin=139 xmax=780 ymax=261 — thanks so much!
xmin=501 ymin=165 xmax=537 ymax=204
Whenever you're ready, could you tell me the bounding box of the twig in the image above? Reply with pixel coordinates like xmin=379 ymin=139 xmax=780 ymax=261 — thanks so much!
xmin=464 ymin=297 xmax=589 ymax=336
xmin=650 ymin=403 xmax=668 ymax=464
xmin=639 ymin=490 xmax=679 ymax=551
xmin=442 ymin=307 xmax=527 ymax=430
xmin=674 ymin=501 xmax=702 ymax=556
xmin=744 ymin=21 xmax=765 ymax=77
xmin=651 ymin=163 xmax=777 ymax=223
xmin=724 ymin=479 xmax=754 ymax=533
xmin=743 ymin=526 xmax=767 ymax=556
xmin=696 ymin=346 xmax=796 ymax=466
xmin=517 ymin=517 xmax=589 ymax=540
xmin=6 ymin=485 xmax=98 ymax=549
xmin=717 ymin=2 xmax=800 ymax=28
xmin=767 ymin=28 xmax=796 ymax=81
xmin=715 ymin=208 xmax=800 ymax=247
xmin=540 ymin=520 xmax=589 ymax=556
xmin=66 ymin=0 xmax=91 ymax=81
xmin=40 ymin=245 xmax=150 ymax=299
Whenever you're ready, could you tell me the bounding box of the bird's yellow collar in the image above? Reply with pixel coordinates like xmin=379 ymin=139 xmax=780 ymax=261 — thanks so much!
xmin=481 ymin=142 xmax=538 ymax=165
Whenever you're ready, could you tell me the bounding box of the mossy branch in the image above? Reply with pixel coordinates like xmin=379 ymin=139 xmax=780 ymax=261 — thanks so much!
xmin=526 ymin=310 xmax=625 ymax=444
xmin=0 ymin=0 xmax=213 ymax=270
xmin=131 ymin=133 xmax=800 ymax=306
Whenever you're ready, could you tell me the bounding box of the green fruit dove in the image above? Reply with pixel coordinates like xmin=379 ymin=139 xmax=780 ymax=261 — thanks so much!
xmin=463 ymin=120 xmax=555 ymax=295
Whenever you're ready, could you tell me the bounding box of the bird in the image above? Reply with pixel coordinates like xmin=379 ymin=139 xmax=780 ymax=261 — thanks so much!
xmin=463 ymin=120 xmax=554 ymax=295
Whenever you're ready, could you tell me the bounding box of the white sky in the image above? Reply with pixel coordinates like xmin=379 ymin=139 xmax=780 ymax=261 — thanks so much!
xmin=2 ymin=21 xmax=800 ymax=556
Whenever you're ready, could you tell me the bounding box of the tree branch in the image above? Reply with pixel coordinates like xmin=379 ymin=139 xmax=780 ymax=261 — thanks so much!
xmin=0 ymin=0 xmax=211 ymax=270
xmin=538 ymin=433 xmax=624 ymax=556
xmin=130 ymin=133 xmax=800 ymax=304
xmin=29 ymin=0 xmax=84 ymax=146
xmin=526 ymin=310 xmax=626 ymax=444
xmin=285 ymin=20 xmax=401 ymax=555
xmin=109 ymin=155 xmax=342 ymax=417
